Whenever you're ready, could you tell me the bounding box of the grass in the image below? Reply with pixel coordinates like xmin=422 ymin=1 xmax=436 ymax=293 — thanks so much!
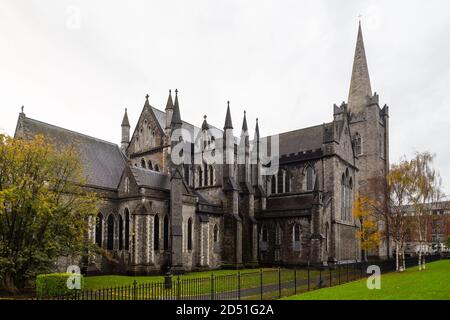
xmin=282 ymin=260 xmax=450 ymax=300
xmin=81 ymin=268 xmax=320 ymax=299
xmin=84 ymin=268 xmax=270 ymax=290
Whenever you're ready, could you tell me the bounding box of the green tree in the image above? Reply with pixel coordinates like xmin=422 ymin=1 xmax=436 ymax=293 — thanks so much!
xmin=0 ymin=134 xmax=97 ymax=293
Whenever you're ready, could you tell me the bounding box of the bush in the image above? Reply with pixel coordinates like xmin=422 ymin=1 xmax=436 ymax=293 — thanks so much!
xmin=36 ymin=273 xmax=84 ymax=298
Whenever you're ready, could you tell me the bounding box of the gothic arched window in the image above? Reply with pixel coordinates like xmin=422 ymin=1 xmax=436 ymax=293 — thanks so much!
xmin=271 ymin=176 xmax=276 ymax=194
xmin=213 ymin=224 xmax=219 ymax=243
xmin=306 ymin=166 xmax=314 ymax=191
xmin=187 ymin=218 xmax=193 ymax=251
xmin=204 ymin=165 xmax=209 ymax=186
xmin=209 ymin=165 xmax=214 ymax=186
xmin=277 ymin=169 xmax=284 ymax=194
xmin=184 ymin=164 xmax=190 ymax=185
xmin=148 ymin=160 xmax=153 ymax=170
xmin=154 ymin=214 xmax=160 ymax=251
xmin=354 ymin=133 xmax=362 ymax=156
xmin=154 ymin=164 xmax=160 ymax=172
xmin=125 ymin=209 xmax=130 ymax=250
xmin=285 ymin=172 xmax=291 ymax=193
xmin=124 ymin=177 xmax=130 ymax=193
xmin=262 ymin=225 xmax=268 ymax=242
xmin=163 ymin=215 xmax=169 ymax=251
xmin=141 ymin=158 xmax=146 ymax=168
xmin=348 ymin=178 xmax=353 ymax=220
xmin=198 ymin=167 xmax=203 ymax=187
xmin=341 ymin=174 xmax=346 ymax=220
xmin=95 ymin=213 xmax=103 ymax=247
xmin=118 ymin=215 xmax=123 ymax=250
xmin=293 ymin=224 xmax=301 ymax=252
xmin=107 ymin=214 xmax=115 ymax=250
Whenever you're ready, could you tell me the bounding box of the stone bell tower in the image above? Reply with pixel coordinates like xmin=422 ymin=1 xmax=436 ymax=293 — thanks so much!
xmin=347 ymin=22 xmax=390 ymax=259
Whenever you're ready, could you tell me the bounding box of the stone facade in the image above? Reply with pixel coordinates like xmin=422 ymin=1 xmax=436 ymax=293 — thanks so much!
xmin=14 ymin=23 xmax=390 ymax=274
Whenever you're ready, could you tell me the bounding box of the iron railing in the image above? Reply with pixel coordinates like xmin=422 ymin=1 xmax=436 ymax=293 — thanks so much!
xmin=39 ymin=254 xmax=441 ymax=300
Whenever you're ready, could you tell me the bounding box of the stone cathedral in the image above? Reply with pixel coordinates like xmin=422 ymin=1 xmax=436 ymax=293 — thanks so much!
xmin=14 ymin=23 xmax=389 ymax=274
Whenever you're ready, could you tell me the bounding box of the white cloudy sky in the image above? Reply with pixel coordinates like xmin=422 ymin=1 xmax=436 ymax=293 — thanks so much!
xmin=1 ymin=0 xmax=449 ymax=195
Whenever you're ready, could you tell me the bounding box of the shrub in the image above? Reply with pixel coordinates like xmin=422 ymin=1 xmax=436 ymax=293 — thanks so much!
xmin=36 ymin=273 xmax=84 ymax=298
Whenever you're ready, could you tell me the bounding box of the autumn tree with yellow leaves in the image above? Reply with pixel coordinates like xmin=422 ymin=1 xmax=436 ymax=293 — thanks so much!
xmin=0 ymin=134 xmax=98 ymax=294
xmin=353 ymin=195 xmax=381 ymax=261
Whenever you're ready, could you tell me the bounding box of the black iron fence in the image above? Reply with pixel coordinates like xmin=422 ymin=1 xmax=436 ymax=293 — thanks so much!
xmin=41 ymin=254 xmax=441 ymax=300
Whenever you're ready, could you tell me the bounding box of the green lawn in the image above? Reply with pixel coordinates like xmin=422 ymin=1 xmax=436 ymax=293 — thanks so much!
xmin=283 ymin=260 xmax=450 ymax=300
xmin=82 ymin=268 xmax=319 ymax=299
xmin=84 ymin=268 xmax=308 ymax=290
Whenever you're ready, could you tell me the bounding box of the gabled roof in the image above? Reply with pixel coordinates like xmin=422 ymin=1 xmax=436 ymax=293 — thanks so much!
xmin=130 ymin=167 xmax=170 ymax=190
xmin=16 ymin=116 xmax=127 ymax=190
xmin=267 ymin=124 xmax=326 ymax=157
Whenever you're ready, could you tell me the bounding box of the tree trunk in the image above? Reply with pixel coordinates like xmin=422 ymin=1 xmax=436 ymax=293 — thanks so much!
xmin=418 ymin=247 xmax=422 ymax=271
xmin=395 ymin=242 xmax=399 ymax=271
xmin=402 ymin=250 xmax=406 ymax=271
xmin=1 ymin=273 xmax=19 ymax=295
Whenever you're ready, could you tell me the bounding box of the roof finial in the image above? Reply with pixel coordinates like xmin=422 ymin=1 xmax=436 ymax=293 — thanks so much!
xmin=204 ymin=115 xmax=207 ymax=120
xmin=21 ymin=105 xmax=24 ymax=113
xmin=175 ymin=88 xmax=178 ymax=95
xmin=169 ymin=89 xmax=172 ymax=94
xmin=145 ymin=94 xmax=149 ymax=100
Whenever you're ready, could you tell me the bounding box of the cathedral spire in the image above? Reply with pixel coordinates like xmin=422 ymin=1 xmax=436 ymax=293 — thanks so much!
xmin=224 ymin=101 xmax=233 ymax=129
xmin=171 ymin=89 xmax=182 ymax=125
xmin=121 ymin=108 xmax=130 ymax=127
xmin=241 ymin=110 xmax=248 ymax=132
xmin=166 ymin=90 xmax=174 ymax=110
xmin=201 ymin=115 xmax=209 ymax=131
xmin=347 ymin=21 xmax=372 ymax=114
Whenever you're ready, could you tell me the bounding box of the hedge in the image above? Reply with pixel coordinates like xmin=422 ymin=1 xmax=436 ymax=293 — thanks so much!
xmin=36 ymin=273 xmax=84 ymax=298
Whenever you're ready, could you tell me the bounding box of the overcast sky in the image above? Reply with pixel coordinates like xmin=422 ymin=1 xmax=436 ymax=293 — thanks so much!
xmin=1 ymin=0 xmax=449 ymax=195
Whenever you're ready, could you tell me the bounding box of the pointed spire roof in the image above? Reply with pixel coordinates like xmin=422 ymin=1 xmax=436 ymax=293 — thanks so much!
xmin=121 ymin=108 xmax=130 ymax=127
xmin=201 ymin=115 xmax=209 ymax=131
xmin=254 ymin=118 xmax=260 ymax=139
xmin=224 ymin=101 xmax=233 ymax=129
xmin=166 ymin=90 xmax=174 ymax=110
xmin=348 ymin=21 xmax=372 ymax=113
xmin=171 ymin=89 xmax=182 ymax=125
xmin=241 ymin=110 xmax=248 ymax=132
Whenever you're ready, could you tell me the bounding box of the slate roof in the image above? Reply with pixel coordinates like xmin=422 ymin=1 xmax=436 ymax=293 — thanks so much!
xmin=267 ymin=124 xmax=327 ymax=157
xmin=16 ymin=116 xmax=127 ymax=190
xmin=130 ymin=167 xmax=170 ymax=190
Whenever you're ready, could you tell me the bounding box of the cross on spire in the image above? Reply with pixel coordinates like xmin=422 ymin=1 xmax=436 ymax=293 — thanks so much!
xmin=145 ymin=94 xmax=149 ymax=100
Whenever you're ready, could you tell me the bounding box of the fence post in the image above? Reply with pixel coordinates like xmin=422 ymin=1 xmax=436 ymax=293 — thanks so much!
xmin=260 ymin=269 xmax=263 ymax=300
xmin=133 ymin=280 xmax=137 ymax=300
xmin=319 ymin=268 xmax=322 ymax=288
xmin=338 ymin=265 xmax=340 ymax=284
xmin=307 ymin=264 xmax=310 ymax=291
xmin=210 ymin=274 xmax=215 ymax=300
xmin=278 ymin=267 xmax=281 ymax=298
xmin=346 ymin=263 xmax=349 ymax=282
xmin=329 ymin=267 xmax=332 ymax=287
xmin=237 ymin=271 xmax=241 ymax=300
xmin=294 ymin=267 xmax=297 ymax=294
xmin=177 ymin=276 xmax=181 ymax=300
